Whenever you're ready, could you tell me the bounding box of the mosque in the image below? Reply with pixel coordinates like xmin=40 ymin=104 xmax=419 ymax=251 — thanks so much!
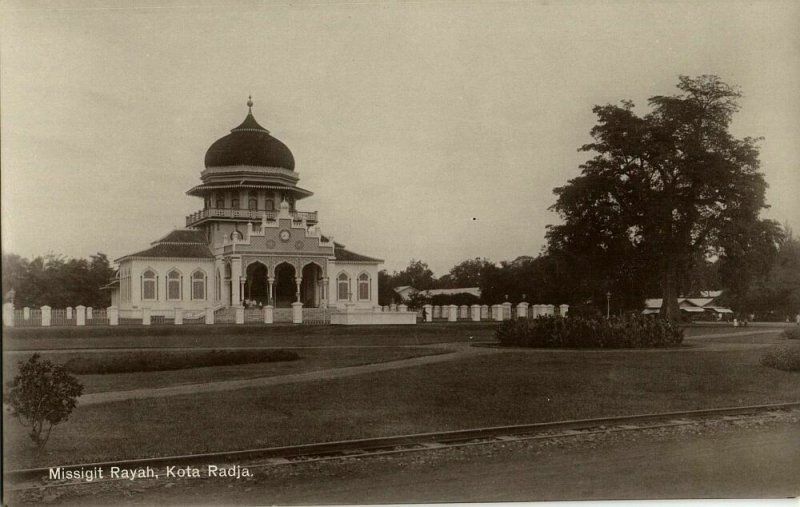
xmin=110 ymin=99 xmax=383 ymax=320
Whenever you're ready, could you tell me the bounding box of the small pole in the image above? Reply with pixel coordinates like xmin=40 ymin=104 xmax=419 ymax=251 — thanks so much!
xmin=606 ymin=291 xmax=611 ymax=319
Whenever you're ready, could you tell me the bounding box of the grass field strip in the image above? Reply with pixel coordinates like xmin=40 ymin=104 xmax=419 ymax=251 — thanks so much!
xmin=6 ymin=402 xmax=799 ymax=492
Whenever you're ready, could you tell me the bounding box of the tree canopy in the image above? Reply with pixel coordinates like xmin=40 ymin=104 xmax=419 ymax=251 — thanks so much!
xmin=547 ymin=75 xmax=780 ymax=321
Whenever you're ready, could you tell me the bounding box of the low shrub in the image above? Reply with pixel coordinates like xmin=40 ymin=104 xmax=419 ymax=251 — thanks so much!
xmin=781 ymin=327 xmax=800 ymax=340
xmin=496 ymin=314 xmax=683 ymax=348
xmin=63 ymin=349 xmax=299 ymax=375
xmin=760 ymin=343 xmax=800 ymax=372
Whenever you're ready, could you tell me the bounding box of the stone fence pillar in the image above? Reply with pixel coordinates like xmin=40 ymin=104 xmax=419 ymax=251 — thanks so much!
xmin=545 ymin=304 xmax=555 ymax=316
xmin=66 ymin=307 xmax=73 ymax=320
xmin=107 ymin=306 xmax=119 ymax=326
xmin=559 ymin=304 xmax=570 ymax=317
xmin=470 ymin=304 xmax=481 ymax=321
xmin=433 ymin=305 xmax=441 ymax=319
xmin=448 ymin=304 xmax=457 ymax=322
xmin=502 ymin=302 xmax=513 ymax=320
xmin=517 ymin=302 xmax=529 ymax=319
xmin=205 ymin=307 xmax=214 ymax=324
xmin=492 ymin=304 xmax=503 ymax=321
xmin=292 ymin=302 xmax=303 ymax=324
xmin=390 ymin=304 xmax=397 ymax=312
xmin=41 ymin=305 xmax=52 ymax=327
xmin=459 ymin=305 xmax=469 ymax=319
xmin=398 ymin=304 xmax=408 ymax=312
xmin=23 ymin=307 xmax=30 ymax=320
xmin=86 ymin=307 xmax=93 ymax=320
xmin=141 ymin=307 xmax=151 ymax=326
xmin=423 ymin=304 xmax=433 ymax=322
xmin=2 ymin=302 xmax=14 ymax=327
xmin=264 ymin=305 xmax=274 ymax=324
xmin=480 ymin=305 xmax=489 ymax=320
xmin=235 ymin=307 xmax=244 ymax=324
xmin=175 ymin=308 xmax=183 ymax=325
xmin=76 ymin=305 xmax=86 ymax=326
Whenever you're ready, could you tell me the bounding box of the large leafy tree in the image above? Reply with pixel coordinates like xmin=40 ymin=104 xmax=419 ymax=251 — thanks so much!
xmin=548 ymin=75 xmax=779 ymax=321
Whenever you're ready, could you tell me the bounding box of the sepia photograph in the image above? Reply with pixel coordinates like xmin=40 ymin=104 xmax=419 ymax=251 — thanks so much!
xmin=1 ymin=0 xmax=799 ymax=505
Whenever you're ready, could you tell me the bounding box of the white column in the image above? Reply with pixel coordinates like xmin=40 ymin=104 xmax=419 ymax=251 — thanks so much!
xmin=295 ymin=277 xmax=303 ymax=303
xmin=76 ymin=305 xmax=86 ymax=326
xmin=423 ymin=304 xmax=433 ymax=322
xmin=108 ymin=306 xmax=119 ymax=326
xmin=517 ymin=302 xmax=529 ymax=319
xmin=41 ymin=305 xmax=52 ymax=327
xmin=235 ymin=307 xmax=244 ymax=324
xmin=264 ymin=305 xmax=273 ymax=324
xmin=470 ymin=304 xmax=481 ymax=321
xmin=231 ymin=257 xmax=243 ymax=307
xmin=2 ymin=302 xmax=14 ymax=327
xmin=559 ymin=304 xmax=570 ymax=317
xmin=448 ymin=304 xmax=458 ymax=322
xmin=174 ymin=308 xmax=183 ymax=325
xmin=292 ymin=302 xmax=303 ymax=324
xmin=267 ymin=277 xmax=275 ymax=306
xmin=142 ymin=307 xmax=151 ymax=326
xmin=320 ymin=277 xmax=329 ymax=308
xmin=205 ymin=307 xmax=214 ymax=324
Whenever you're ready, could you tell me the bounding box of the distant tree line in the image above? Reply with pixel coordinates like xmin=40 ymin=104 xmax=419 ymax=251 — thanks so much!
xmin=2 ymin=253 xmax=115 ymax=309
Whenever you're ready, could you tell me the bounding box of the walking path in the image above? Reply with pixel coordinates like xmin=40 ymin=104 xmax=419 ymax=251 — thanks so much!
xmin=77 ymin=343 xmax=493 ymax=406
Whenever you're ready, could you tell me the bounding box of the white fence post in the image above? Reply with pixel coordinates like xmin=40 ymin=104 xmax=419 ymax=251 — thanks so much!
xmin=292 ymin=302 xmax=303 ymax=324
xmin=86 ymin=307 xmax=93 ymax=320
xmin=545 ymin=304 xmax=555 ymax=316
xmin=459 ymin=305 xmax=469 ymax=319
xmin=75 ymin=305 xmax=86 ymax=326
xmin=423 ymin=304 xmax=433 ymax=322
xmin=502 ymin=302 xmax=512 ymax=320
xmin=517 ymin=302 xmax=529 ymax=319
xmin=41 ymin=305 xmax=52 ymax=327
xmin=235 ymin=307 xmax=244 ymax=324
xmin=492 ymin=304 xmax=504 ymax=321
xmin=66 ymin=307 xmax=73 ymax=320
xmin=559 ymin=304 xmax=570 ymax=317
xmin=264 ymin=305 xmax=273 ymax=324
xmin=470 ymin=304 xmax=481 ymax=321
xmin=175 ymin=308 xmax=183 ymax=325
xmin=205 ymin=307 xmax=214 ymax=325
xmin=108 ymin=306 xmax=119 ymax=326
xmin=2 ymin=302 xmax=14 ymax=327
xmin=448 ymin=304 xmax=458 ymax=322
xmin=142 ymin=307 xmax=151 ymax=326
xmin=398 ymin=304 xmax=408 ymax=312
xmin=23 ymin=307 xmax=30 ymax=320
xmin=480 ymin=305 xmax=489 ymax=320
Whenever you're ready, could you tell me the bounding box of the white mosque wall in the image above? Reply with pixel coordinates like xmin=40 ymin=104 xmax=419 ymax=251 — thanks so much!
xmin=327 ymin=262 xmax=380 ymax=310
xmin=117 ymin=259 xmax=216 ymax=318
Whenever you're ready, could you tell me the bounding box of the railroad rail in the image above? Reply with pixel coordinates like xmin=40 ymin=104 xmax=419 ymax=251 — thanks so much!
xmin=5 ymin=401 xmax=799 ymax=491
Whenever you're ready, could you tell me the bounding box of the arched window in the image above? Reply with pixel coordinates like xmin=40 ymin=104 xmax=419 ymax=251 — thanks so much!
xmin=142 ymin=269 xmax=157 ymax=301
xmin=248 ymin=191 xmax=258 ymax=211
xmin=337 ymin=273 xmax=350 ymax=301
xmin=230 ymin=230 xmax=243 ymax=241
xmin=192 ymin=270 xmax=206 ymax=300
xmin=231 ymin=195 xmax=240 ymax=209
xmin=358 ymin=273 xmax=370 ymax=301
xmin=265 ymin=199 xmax=275 ymax=211
xmin=167 ymin=270 xmax=182 ymax=300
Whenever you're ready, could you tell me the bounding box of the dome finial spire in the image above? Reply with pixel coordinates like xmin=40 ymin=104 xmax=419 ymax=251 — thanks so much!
xmin=247 ymin=95 xmax=253 ymax=113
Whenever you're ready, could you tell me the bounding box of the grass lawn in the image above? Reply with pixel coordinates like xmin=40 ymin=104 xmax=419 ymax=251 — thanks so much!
xmin=3 ymin=347 xmax=449 ymax=395
xmin=4 ymin=346 xmax=798 ymax=469
xmin=3 ymin=323 xmax=497 ymax=351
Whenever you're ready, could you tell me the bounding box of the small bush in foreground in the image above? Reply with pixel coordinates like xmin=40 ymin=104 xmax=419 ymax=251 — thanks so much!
xmin=63 ymin=349 xmax=299 ymax=375
xmin=760 ymin=344 xmax=800 ymax=372
xmin=5 ymin=354 xmax=84 ymax=449
xmin=496 ymin=314 xmax=683 ymax=348
xmin=781 ymin=327 xmax=800 ymax=340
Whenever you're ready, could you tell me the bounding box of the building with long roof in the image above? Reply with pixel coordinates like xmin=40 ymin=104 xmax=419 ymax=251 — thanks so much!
xmin=111 ymin=99 xmax=382 ymax=319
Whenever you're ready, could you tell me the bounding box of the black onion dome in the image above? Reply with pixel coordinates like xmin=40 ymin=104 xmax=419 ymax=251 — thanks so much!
xmin=204 ymin=109 xmax=295 ymax=170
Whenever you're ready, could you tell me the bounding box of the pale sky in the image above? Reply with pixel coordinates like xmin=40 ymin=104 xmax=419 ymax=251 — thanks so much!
xmin=2 ymin=0 xmax=799 ymax=275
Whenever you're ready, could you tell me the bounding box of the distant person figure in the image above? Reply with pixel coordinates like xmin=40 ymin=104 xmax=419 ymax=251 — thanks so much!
xmin=796 ymin=313 xmax=800 ymax=326
xmin=422 ymin=307 xmax=427 ymax=322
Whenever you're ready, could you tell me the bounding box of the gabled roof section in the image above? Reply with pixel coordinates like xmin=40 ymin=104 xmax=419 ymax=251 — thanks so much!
xmin=117 ymin=229 xmax=213 ymax=262
xmin=333 ymin=243 xmax=383 ymax=263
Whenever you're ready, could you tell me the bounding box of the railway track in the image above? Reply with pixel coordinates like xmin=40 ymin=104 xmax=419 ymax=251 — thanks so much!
xmin=6 ymin=401 xmax=799 ymax=492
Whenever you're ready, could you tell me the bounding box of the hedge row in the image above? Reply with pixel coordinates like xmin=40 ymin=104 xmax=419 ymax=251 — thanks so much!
xmin=64 ymin=349 xmax=299 ymax=375
xmin=496 ymin=315 xmax=684 ymax=348
xmin=760 ymin=343 xmax=800 ymax=372
xmin=782 ymin=327 xmax=800 ymax=340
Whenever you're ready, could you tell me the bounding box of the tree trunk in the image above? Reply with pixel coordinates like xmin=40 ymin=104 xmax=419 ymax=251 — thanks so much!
xmin=660 ymin=260 xmax=681 ymax=323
